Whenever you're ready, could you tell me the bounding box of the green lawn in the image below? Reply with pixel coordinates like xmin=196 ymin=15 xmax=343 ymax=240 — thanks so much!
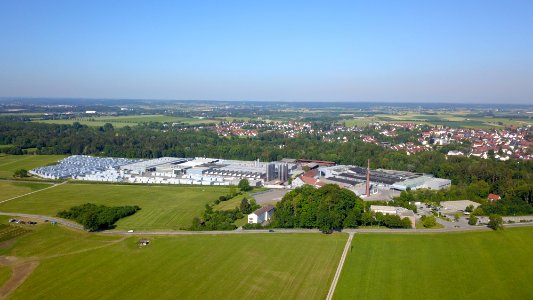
xmin=0 ymin=266 xmax=12 ymax=288
xmin=2 ymin=224 xmax=346 ymax=299
xmin=0 ymin=183 xmax=228 ymax=230
xmin=214 ymin=193 xmax=254 ymax=211
xmin=0 ymin=181 xmax=52 ymax=201
xmin=0 ymin=155 xmax=65 ymax=178
xmin=334 ymin=227 xmax=533 ymax=299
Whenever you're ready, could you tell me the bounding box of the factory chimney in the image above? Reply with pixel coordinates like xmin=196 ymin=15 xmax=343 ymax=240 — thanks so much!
xmin=366 ymin=159 xmax=370 ymax=197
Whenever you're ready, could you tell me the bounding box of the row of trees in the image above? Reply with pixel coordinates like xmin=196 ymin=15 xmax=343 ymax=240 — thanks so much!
xmin=57 ymin=203 xmax=140 ymax=231
xmin=189 ymin=197 xmax=260 ymax=231
xmin=271 ymin=184 xmax=411 ymax=233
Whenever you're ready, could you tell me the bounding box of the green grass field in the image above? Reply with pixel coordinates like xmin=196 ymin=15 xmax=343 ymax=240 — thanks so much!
xmin=334 ymin=227 xmax=533 ymax=299
xmin=0 ymin=181 xmax=52 ymax=201
xmin=0 ymin=267 xmax=11 ymax=289
xmin=0 ymin=183 xmax=228 ymax=231
xmin=0 ymin=155 xmax=65 ymax=178
xmin=1 ymin=224 xmax=346 ymax=299
xmin=33 ymin=114 xmax=219 ymax=127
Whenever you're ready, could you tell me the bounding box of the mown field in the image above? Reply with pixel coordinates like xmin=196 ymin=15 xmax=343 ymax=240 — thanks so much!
xmin=32 ymin=114 xmax=219 ymax=127
xmin=0 ymin=183 xmax=228 ymax=231
xmin=0 ymin=181 xmax=52 ymax=201
xmin=372 ymin=113 xmax=532 ymax=129
xmin=1 ymin=222 xmax=345 ymax=299
xmin=0 ymin=155 xmax=65 ymax=178
xmin=334 ymin=227 xmax=533 ymax=299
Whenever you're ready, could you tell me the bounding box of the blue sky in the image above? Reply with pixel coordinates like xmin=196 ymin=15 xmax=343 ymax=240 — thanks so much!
xmin=1 ymin=0 xmax=532 ymax=103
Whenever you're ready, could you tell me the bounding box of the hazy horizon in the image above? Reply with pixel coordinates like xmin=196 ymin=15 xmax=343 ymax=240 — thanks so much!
xmin=1 ymin=1 xmax=532 ymax=103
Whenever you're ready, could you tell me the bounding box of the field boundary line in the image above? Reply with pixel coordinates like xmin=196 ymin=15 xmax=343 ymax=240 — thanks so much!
xmin=326 ymin=232 xmax=354 ymax=300
xmin=0 ymin=181 xmax=67 ymax=204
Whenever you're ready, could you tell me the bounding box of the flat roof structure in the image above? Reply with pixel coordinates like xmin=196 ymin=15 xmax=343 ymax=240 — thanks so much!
xmin=120 ymin=157 xmax=187 ymax=173
xmin=441 ymin=200 xmax=480 ymax=212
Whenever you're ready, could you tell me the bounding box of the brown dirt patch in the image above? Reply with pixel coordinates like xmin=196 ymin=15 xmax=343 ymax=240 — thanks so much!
xmin=0 ymin=257 xmax=39 ymax=298
xmin=0 ymin=240 xmax=15 ymax=250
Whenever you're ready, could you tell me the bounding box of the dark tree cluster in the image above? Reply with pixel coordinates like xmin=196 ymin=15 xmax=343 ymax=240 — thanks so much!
xmin=57 ymin=203 xmax=140 ymax=231
xmin=271 ymin=184 xmax=411 ymax=233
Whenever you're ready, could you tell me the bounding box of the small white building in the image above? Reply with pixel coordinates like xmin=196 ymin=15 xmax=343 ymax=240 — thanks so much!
xmin=248 ymin=205 xmax=275 ymax=224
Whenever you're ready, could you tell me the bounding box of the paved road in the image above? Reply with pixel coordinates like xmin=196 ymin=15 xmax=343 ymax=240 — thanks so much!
xmin=0 ymin=212 xmax=84 ymax=230
xmin=326 ymin=232 xmax=354 ymax=300
xmin=0 ymin=211 xmax=532 ymax=235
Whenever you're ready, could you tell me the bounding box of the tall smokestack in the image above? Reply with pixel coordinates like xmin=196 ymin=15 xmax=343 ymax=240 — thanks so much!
xmin=366 ymin=159 xmax=370 ymax=197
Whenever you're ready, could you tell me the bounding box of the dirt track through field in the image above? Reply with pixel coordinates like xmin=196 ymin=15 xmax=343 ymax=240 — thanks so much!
xmin=326 ymin=232 xmax=354 ymax=300
xmin=0 ymin=181 xmax=66 ymax=205
xmin=0 ymin=257 xmax=39 ymax=298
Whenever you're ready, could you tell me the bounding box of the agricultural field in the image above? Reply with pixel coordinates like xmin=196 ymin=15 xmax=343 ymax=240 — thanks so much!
xmin=0 ymin=183 xmax=229 ymax=231
xmin=372 ymin=113 xmax=532 ymax=129
xmin=0 ymin=155 xmax=65 ymax=178
xmin=32 ymin=114 xmax=219 ymax=127
xmin=0 ymin=181 xmax=52 ymax=202
xmin=334 ymin=227 xmax=533 ymax=299
xmin=0 ymin=223 xmax=346 ymax=299
xmin=341 ymin=117 xmax=379 ymax=127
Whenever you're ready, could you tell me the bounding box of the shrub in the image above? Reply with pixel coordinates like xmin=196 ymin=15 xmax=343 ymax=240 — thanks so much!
xmin=421 ymin=215 xmax=437 ymax=228
xmin=13 ymin=169 xmax=29 ymax=178
xmin=488 ymin=214 xmax=504 ymax=230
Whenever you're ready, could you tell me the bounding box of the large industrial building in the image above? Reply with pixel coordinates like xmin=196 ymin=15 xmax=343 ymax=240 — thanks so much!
xmin=317 ymin=164 xmax=451 ymax=194
xmin=30 ymin=155 xmax=297 ymax=186
xmin=30 ymin=156 xmax=451 ymax=198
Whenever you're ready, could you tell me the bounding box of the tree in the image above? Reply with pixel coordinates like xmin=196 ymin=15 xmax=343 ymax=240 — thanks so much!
xmin=465 ymin=205 xmax=474 ymax=213
xmin=102 ymin=123 xmax=114 ymax=132
xmin=238 ymin=179 xmax=252 ymax=191
xmin=468 ymin=215 xmax=478 ymax=225
xmin=401 ymin=217 xmax=412 ymax=228
xmin=454 ymin=213 xmax=461 ymax=222
xmin=361 ymin=211 xmax=374 ymax=226
xmin=228 ymin=185 xmax=238 ymax=197
xmin=421 ymin=215 xmax=437 ymax=228
xmin=488 ymin=214 xmax=503 ymax=230
xmin=13 ymin=169 xmax=29 ymax=178
xmin=240 ymin=198 xmax=252 ymax=214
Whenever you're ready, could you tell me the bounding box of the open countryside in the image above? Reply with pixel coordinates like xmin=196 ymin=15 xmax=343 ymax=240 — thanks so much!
xmin=33 ymin=115 xmax=220 ymax=127
xmin=1 ymin=0 xmax=533 ymax=297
